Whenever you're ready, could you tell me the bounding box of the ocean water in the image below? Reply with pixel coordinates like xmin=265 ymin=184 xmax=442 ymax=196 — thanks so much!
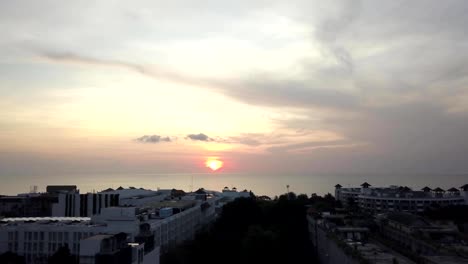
xmin=1 ymin=172 xmax=467 ymax=197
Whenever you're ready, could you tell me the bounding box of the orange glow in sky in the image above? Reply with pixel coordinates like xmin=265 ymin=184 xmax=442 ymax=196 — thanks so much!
xmin=205 ymin=159 xmax=223 ymax=171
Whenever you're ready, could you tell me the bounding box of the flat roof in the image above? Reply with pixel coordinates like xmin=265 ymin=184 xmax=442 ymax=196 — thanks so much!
xmin=147 ymin=200 xmax=196 ymax=209
xmin=1 ymin=217 xmax=90 ymax=222
xmin=83 ymin=234 xmax=113 ymax=240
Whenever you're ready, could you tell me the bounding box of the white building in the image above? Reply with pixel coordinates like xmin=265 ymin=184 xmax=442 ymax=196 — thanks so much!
xmin=52 ymin=192 xmax=120 ymax=217
xmin=220 ymin=187 xmax=250 ymax=200
xmin=0 ymin=190 xmax=223 ymax=264
xmin=51 ymin=187 xmax=169 ymax=217
xmin=335 ymin=183 xmax=467 ymax=213
xmin=99 ymin=187 xmax=169 ymax=207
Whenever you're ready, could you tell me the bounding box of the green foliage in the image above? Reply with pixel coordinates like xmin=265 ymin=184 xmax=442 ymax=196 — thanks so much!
xmin=48 ymin=245 xmax=76 ymax=264
xmin=0 ymin=252 xmax=25 ymax=264
xmin=161 ymin=196 xmax=317 ymax=264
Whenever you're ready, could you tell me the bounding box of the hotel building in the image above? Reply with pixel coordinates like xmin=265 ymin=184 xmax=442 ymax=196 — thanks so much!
xmin=335 ymin=182 xmax=467 ymax=213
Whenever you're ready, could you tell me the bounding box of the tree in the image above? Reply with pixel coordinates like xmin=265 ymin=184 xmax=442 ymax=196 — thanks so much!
xmin=161 ymin=196 xmax=316 ymax=264
xmin=48 ymin=245 xmax=76 ymax=264
xmin=240 ymin=225 xmax=281 ymax=264
xmin=0 ymin=252 xmax=25 ymax=264
xmin=297 ymin=194 xmax=309 ymax=203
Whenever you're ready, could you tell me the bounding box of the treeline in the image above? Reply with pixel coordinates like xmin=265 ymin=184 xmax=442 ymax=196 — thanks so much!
xmin=161 ymin=192 xmax=338 ymax=264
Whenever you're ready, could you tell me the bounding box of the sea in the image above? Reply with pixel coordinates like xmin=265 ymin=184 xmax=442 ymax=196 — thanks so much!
xmin=1 ymin=172 xmax=467 ymax=197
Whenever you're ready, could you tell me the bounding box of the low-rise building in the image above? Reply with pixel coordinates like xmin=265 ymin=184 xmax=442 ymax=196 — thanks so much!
xmin=376 ymin=212 xmax=468 ymax=262
xmin=307 ymin=211 xmax=412 ymax=264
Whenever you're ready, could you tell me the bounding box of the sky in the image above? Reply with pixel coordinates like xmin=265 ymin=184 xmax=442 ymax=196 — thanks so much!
xmin=1 ymin=0 xmax=468 ymax=186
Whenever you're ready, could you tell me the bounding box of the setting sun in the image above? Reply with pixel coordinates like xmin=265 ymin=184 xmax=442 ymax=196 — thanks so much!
xmin=205 ymin=159 xmax=223 ymax=171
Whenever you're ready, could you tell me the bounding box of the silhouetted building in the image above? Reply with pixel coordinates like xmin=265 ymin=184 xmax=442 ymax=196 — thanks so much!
xmin=0 ymin=194 xmax=58 ymax=218
xmin=45 ymin=185 xmax=77 ymax=195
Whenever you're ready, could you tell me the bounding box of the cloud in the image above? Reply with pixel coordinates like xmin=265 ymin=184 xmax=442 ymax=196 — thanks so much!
xmin=12 ymin=0 xmax=468 ymax=176
xmin=37 ymin=49 xmax=361 ymax=111
xmin=134 ymin=133 xmax=279 ymax=147
xmin=266 ymin=140 xmax=358 ymax=154
xmin=136 ymin=135 xmax=172 ymax=143
xmin=38 ymin=50 xmax=209 ymax=87
xmin=186 ymin=133 xmax=213 ymax=142
xmin=222 ymin=77 xmax=360 ymax=110
xmin=313 ymin=1 xmax=361 ymax=73
xmin=225 ymin=135 xmax=262 ymax=147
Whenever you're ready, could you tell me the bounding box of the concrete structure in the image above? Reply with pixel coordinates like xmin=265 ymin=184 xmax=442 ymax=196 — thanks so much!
xmin=52 ymin=192 xmax=120 ymax=217
xmin=0 ymin=189 xmax=223 ymax=264
xmin=79 ymin=233 xmax=140 ymax=264
xmin=46 ymin=185 xmax=78 ymax=194
xmin=307 ymin=211 xmax=412 ymax=264
xmin=0 ymin=185 xmax=79 ymax=218
xmin=0 ymin=194 xmax=58 ymax=218
xmin=51 ymin=187 xmax=171 ymax=217
xmin=376 ymin=212 xmax=468 ymax=262
xmin=220 ymin=187 xmax=250 ymax=200
xmin=99 ymin=187 xmax=169 ymax=207
xmin=461 ymin=184 xmax=468 ymax=204
xmin=335 ymin=183 xmax=467 ymax=213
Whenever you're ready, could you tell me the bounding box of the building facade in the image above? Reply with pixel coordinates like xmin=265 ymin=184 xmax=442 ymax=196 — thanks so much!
xmin=0 ymin=189 xmax=222 ymax=264
xmin=335 ymin=183 xmax=467 ymax=213
xmin=52 ymin=193 xmax=120 ymax=217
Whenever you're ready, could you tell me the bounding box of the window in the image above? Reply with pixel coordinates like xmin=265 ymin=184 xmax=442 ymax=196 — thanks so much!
xmin=34 ymin=232 xmax=38 ymax=240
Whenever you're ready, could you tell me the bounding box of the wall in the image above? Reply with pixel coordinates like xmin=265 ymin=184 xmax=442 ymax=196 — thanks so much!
xmin=142 ymin=246 xmax=160 ymax=264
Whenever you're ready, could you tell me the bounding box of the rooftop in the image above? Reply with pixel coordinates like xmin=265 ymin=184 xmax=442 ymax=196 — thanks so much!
xmin=1 ymin=217 xmax=91 ymax=223
xmin=342 ymin=185 xmax=465 ymax=199
xmin=386 ymin=212 xmax=430 ymax=227
xmin=145 ymin=200 xmax=196 ymax=210
xmin=83 ymin=234 xmax=113 ymax=240
xmin=46 ymin=185 xmax=77 ymax=194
